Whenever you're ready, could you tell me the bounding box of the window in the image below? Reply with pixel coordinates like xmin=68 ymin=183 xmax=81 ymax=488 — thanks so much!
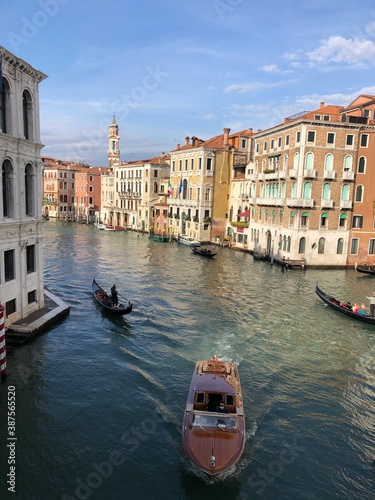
xmin=369 ymin=239 xmax=375 ymax=255
xmin=327 ymin=133 xmax=335 ymax=145
xmin=25 ymin=164 xmax=35 ymax=216
xmin=190 ymin=158 xmax=194 ymax=170
xmin=4 ymin=249 xmax=15 ymax=281
xmin=307 ymin=131 xmax=315 ymax=144
xmin=324 ymin=154 xmax=333 ymax=171
xmin=360 ymin=134 xmax=368 ymax=147
xmin=184 ymin=159 xmax=188 ymax=171
xmin=320 ymin=213 xmax=327 ymax=227
xmin=346 ymin=134 xmax=354 ymax=147
xmin=285 ymin=135 xmax=290 ymax=146
xmin=341 ymin=184 xmax=350 ymax=201
xmin=358 ymin=157 xmax=366 ymax=173
xmin=26 ymin=245 xmax=35 ymax=274
xmin=350 ymin=238 xmax=359 ymax=255
xmin=6 ymin=299 xmax=16 ymax=317
xmin=278 ymin=137 xmax=282 ymax=147
xmin=343 ymin=156 xmax=352 ymax=171
xmin=355 ymin=185 xmax=364 ymax=202
xmin=318 ymin=237 xmax=326 ymax=254
xmin=271 ymin=139 xmax=274 ymax=149
xmin=352 ymin=215 xmax=363 ymax=228
xmin=22 ymin=90 xmax=33 ymax=140
xmin=2 ymin=160 xmax=15 ymax=217
xmin=28 ymin=290 xmax=37 ymax=304
xmin=302 ymin=182 xmax=311 ymax=199
xmin=179 ymin=160 xmax=182 ymax=171
xmin=206 ymin=158 xmax=212 ymax=171
xmin=322 ymin=183 xmax=330 ymax=200
xmin=0 ymin=77 xmax=10 ymax=134
xmin=298 ymin=237 xmax=306 ymax=253
xmin=301 ymin=212 xmax=308 ymax=227
xmin=263 ymin=141 xmax=267 ymax=152
xmin=296 ymin=131 xmax=301 ymax=143
xmin=198 ymin=158 xmax=202 ymax=170
xmin=339 ymin=213 xmax=346 ymax=228
xmin=241 ymin=139 xmax=246 ymax=148
xmin=305 ymin=152 xmax=314 ymax=170
xmin=337 ymin=238 xmax=344 ymax=254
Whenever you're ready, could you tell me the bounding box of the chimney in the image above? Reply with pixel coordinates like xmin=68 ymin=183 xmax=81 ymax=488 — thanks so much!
xmin=320 ymin=102 xmax=325 ymax=108
xmin=223 ymin=127 xmax=230 ymax=147
xmin=177 ymin=144 xmax=180 ymax=150
xmin=185 ymin=136 xmax=190 ymax=145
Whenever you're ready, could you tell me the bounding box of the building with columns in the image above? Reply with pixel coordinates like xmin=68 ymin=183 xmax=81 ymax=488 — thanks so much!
xmin=0 ymin=46 xmax=47 ymax=326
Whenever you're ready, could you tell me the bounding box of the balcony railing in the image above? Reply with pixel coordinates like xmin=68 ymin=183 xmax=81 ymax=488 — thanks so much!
xmin=288 ymin=169 xmax=298 ymax=178
xmin=321 ymin=199 xmax=334 ymax=208
xmin=340 ymin=200 xmax=353 ymax=209
xmin=342 ymin=171 xmax=355 ymax=180
xmin=303 ymin=169 xmax=317 ymax=178
xmin=323 ymin=170 xmax=336 ymax=179
xmin=286 ymin=198 xmax=314 ymax=208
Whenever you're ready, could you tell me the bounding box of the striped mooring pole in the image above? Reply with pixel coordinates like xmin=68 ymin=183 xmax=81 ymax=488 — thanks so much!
xmin=0 ymin=303 xmax=6 ymax=378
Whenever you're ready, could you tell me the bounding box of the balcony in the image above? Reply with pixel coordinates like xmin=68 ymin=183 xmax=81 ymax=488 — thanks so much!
xmin=286 ymin=198 xmax=314 ymax=208
xmin=321 ymin=199 xmax=334 ymax=208
xmin=303 ymin=169 xmax=317 ymax=178
xmin=323 ymin=170 xmax=336 ymax=180
xmin=289 ymin=169 xmax=298 ymax=178
xmin=256 ymin=197 xmax=284 ymax=206
xmin=278 ymin=170 xmax=287 ymax=179
xmin=342 ymin=171 xmax=355 ymax=181
xmin=340 ymin=200 xmax=353 ymax=209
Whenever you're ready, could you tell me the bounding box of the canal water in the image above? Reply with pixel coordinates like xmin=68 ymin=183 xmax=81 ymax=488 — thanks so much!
xmin=0 ymin=222 xmax=374 ymax=500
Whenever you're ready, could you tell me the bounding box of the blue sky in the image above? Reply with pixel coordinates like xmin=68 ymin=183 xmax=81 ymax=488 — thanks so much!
xmin=2 ymin=0 xmax=375 ymax=166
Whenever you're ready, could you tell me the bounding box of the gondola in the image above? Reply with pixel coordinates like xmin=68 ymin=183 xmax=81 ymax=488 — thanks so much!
xmin=355 ymin=262 xmax=375 ymax=275
xmin=182 ymin=356 xmax=245 ymax=476
xmin=92 ymin=278 xmax=132 ymax=315
xmin=191 ymin=247 xmax=217 ymax=258
xmin=315 ymin=284 xmax=375 ymax=324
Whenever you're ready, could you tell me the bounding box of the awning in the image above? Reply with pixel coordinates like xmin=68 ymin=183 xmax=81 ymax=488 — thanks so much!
xmin=238 ymin=209 xmax=250 ymax=217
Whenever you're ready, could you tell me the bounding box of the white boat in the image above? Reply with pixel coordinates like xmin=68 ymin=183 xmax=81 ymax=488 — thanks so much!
xmin=179 ymin=234 xmax=201 ymax=247
xmin=94 ymin=223 xmax=106 ymax=230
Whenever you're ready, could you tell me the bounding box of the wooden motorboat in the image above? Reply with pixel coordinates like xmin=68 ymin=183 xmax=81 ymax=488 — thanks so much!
xmin=104 ymin=225 xmax=125 ymax=231
xmin=355 ymin=262 xmax=375 ymax=275
xmin=92 ymin=278 xmax=132 ymax=315
xmin=192 ymin=247 xmax=217 ymax=258
xmin=315 ymin=284 xmax=375 ymax=324
xmin=182 ymin=356 xmax=245 ymax=476
xmin=178 ymin=234 xmax=201 ymax=247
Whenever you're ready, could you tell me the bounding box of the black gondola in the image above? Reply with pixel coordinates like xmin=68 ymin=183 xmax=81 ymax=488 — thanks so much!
xmin=315 ymin=284 xmax=375 ymax=324
xmin=191 ymin=247 xmax=217 ymax=258
xmin=355 ymin=262 xmax=375 ymax=275
xmin=92 ymin=278 xmax=132 ymax=315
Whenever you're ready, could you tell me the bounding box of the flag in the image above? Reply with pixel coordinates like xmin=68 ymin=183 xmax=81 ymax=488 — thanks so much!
xmin=178 ymin=179 xmax=182 ymax=196
xmin=167 ymin=180 xmax=172 ymax=195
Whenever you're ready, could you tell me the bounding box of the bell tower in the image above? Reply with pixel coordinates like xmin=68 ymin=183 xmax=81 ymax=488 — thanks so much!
xmin=108 ymin=115 xmax=120 ymax=167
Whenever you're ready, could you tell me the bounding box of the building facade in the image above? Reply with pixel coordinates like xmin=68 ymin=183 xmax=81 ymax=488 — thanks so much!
xmin=0 ymin=47 xmax=47 ymax=326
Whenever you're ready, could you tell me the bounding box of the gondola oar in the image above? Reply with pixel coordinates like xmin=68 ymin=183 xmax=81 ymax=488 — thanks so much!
xmin=118 ymin=292 xmax=149 ymax=318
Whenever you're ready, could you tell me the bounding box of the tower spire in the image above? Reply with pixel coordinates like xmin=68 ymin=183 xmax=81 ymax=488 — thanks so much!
xmin=108 ymin=115 xmax=120 ymax=167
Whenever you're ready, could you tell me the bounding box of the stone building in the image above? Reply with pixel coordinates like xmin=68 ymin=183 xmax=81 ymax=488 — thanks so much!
xmin=0 ymin=46 xmax=47 ymax=326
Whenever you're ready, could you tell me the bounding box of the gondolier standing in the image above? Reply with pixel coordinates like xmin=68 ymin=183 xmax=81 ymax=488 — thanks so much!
xmin=366 ymin=292 xmax=375 ymax=317
xmin=111 ymin=284 xmax=118 ymax=307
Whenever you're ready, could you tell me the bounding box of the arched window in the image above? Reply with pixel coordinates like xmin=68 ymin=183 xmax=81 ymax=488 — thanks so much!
xmin=182 ymin=179 xmax=188 ymax=199
xmin=324 ymin=154 xmax=333 ymax=171
xmin=291 ymin=181 xmax=297 ymax=198
xmin=303 ymin=182 xmax=311 ymax=199
xmin=287 ymin=236 xmax=291 ymax=252
xmin=301 ymin=211 xmax=308 ymax=226
xmin=2 ymin=160 xmax=15 ymax=217
xmin=298 ymin=237 xmax=306 ymax=253
xmin=318 ymin=237 xmax=326 ymax=254
xmin=283 ymin=235 xmax=287 ymax=251
xmin=355 ymin=185 xmax=364 ymax=202
xmin=320 ymin=212 xmax=328 ymax=227
xmin=343 ymin=155 xmax=352 ymax=171
xmin=25 ymin=164 xmax=35 ymax=216
xmin=337 ymin=238 xmax=344 ymax=254
xmin=278 ymin=234 xmax=282 ymax=249
xmin=339 ymin=213 xmax=346 ymax=228
xmin=305 ymin=152 xmax=314 ymax=169
xmin=154 ymin=181 xmax=158 ymax=194
xmin=60 ymin=194 xmax=63 ymax=202
xmin=0 ymin=77 xmax=11 ymax=134
xmin=145 ymin=182 xmax=148 ymax=193
xmin=293 ymin=152 xmax=299 ymax=169
xmin=322 ymin=183 xmax=330 ymax=200
xmin=358 ymin=156 xmax=366 ymax=173
xmin=341 ymin=184 xmax=349 ymax=201
xmin=64 ymin=195 xmax=67 ymax=203
xmin=22 ymin=89 xmax=33 ymax=140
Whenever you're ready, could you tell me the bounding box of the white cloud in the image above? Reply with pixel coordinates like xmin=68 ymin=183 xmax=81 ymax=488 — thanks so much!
xmin=224 ymin=79 xmax=296 ymax=94
xmin=260 ymin=64 xmax=280 ymax=73
xmin=307 ymin=36 xmax=375 ymax=67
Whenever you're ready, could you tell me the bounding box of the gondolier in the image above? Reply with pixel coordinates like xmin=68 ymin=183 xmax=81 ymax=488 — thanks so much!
xmin=366 ymin=292 xmax=375 ymax=317
xmin=111 ymin=284 xmax=118 ymax=307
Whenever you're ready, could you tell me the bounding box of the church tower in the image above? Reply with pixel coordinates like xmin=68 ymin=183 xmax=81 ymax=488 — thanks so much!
xmin=108 ymin=115 xmax=120 ymax=167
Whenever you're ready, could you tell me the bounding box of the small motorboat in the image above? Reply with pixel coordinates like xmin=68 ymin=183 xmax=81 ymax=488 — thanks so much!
xmin=92 ymin=278 xmax=132 ymax=315
xmin=192 ymin=247 xmax=217 ymax=258
xmin=104 ymin=225 xmax=125 ymax=231
xmin=178 ymin=234 xmax=201 ymax=247
xmin=182 ymin=356 xmax=245 ymax=476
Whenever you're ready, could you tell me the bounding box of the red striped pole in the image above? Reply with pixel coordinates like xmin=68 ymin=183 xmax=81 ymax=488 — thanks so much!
xmin=0 ymin=303 xmax=6 ymax=378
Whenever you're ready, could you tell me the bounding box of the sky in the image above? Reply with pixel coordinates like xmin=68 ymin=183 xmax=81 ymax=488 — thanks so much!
xmin=2 ymin=0 xmax=375 ymax=166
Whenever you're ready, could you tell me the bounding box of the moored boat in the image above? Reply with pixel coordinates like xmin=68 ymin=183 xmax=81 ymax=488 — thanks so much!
xmin=355 ymin=262 xmax=375 ymax=275
xmin=92 ymin=278 xmax=132 ymax=315
xmin=178 ymin=234 xmax=201 ymax=247
xmin=182 ymin=356 xmax=245 ymax=476
xmin=153 ymin=234 xmax=169 ymax=242
xmin=192 ymin=247 xmax=217 ymax=258
xmin=105 ymin=225 xmax=125 ymax=231
xmin=315 ymin=284 xmax=375 ymax=324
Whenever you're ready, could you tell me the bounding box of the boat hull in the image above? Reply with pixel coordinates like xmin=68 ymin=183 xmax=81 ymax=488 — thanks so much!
xmin=192 ymin=248 xmax=216 ymax=258
xmin=315 ymin=284 xmax=375 ymax=324
xmin=182 ymin=359 xmax=245 ymax=476
xmin=92 ymin=278 xmax=132 ymax=315
xmin=179 ymin=235 xmax=201 ymax=247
